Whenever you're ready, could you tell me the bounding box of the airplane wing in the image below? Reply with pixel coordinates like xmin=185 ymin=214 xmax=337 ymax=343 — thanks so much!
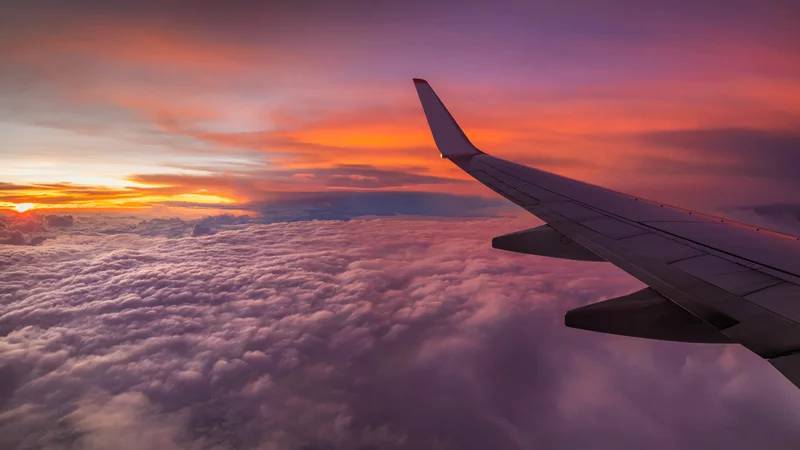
xmin=413 ymin=78 xmax=800 ymax=389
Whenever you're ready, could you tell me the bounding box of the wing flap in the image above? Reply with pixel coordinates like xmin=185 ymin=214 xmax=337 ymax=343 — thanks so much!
xmin=565 ymin=288 xmax=732 ymax=343
xmin=492 ymin=225 xmax=603 ymax=261
xmin=746 ymin=283 xmax=800 ymax=322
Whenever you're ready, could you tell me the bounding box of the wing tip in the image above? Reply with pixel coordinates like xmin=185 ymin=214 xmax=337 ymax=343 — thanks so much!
xmin=412 ymin=78 xmax=481 ymax=158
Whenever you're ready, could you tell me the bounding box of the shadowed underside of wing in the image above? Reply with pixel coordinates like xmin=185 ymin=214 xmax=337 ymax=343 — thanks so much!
xmin=413 ymin=78 xmax=800 ymax=390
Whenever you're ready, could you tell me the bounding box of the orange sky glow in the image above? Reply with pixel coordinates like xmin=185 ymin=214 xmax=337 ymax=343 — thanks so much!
xmin=2 ymin=3 xmax=800 ymax=216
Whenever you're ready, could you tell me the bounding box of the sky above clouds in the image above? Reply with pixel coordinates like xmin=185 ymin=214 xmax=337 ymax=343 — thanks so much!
xmin=1 ymin=0 xmax=800 ymax=217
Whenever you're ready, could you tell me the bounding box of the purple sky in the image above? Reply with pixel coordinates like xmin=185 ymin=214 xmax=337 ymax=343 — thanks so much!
xmin=1 ymin=0 xmax=800 ymax=215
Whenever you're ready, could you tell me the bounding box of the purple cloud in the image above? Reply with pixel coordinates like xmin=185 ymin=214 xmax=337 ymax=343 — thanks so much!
xmin=1 ymin=217 xmax=799 ymax=449
xmin=0 ymin=213 xmax=75 ymax=246
xmin=637 ymin=128 xmax=800 ymax=181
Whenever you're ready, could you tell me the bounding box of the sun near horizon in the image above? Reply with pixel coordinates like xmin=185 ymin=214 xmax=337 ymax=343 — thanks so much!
xmin=12 ymin=203 xmax=35 ymax=213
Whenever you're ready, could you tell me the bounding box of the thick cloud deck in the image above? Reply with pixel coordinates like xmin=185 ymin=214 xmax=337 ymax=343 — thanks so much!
xmin=1 ymin=218 xmax=799 ymax=449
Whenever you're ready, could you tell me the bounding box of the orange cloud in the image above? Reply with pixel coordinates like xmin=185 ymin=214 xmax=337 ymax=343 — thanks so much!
xmin=0 ymin=181 xmax=237 ymax=213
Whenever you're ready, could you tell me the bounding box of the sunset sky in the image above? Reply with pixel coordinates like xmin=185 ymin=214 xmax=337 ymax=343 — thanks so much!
xmin=4 ymin=2 xmax=800 ymax=449
xmin=2 ymin=1 xmax=800 ymax=216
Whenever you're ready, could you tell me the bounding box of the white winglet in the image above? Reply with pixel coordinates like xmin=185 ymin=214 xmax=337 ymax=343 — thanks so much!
xmin=413 ymin=78 xmax=481 ymax=158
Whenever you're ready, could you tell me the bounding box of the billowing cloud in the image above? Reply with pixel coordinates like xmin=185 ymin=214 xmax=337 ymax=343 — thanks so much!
xmin=1 ymin=217 xmax=799 ymax=449
xmin=43 ymin=215 xmax=74 ymax=228
xmin=0 ymin=213 xmax=73 ymax=245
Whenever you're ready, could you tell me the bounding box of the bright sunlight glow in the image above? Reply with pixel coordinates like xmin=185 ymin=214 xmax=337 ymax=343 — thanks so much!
xmin=13 ymin=203 xmax=34 ymax=213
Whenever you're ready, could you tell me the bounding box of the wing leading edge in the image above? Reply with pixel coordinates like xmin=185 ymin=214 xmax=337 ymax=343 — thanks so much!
xmin=413 ymin=78 xmax=800 ymax=389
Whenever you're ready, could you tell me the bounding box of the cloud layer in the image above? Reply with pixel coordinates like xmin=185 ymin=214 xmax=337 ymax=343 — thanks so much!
xmin=2 ymin=217 xmax=800 ymax=449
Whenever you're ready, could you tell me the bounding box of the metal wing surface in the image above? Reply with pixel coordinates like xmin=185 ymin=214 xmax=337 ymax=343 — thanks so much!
xmin=413 ymin=78 xmax=800 ymax=388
